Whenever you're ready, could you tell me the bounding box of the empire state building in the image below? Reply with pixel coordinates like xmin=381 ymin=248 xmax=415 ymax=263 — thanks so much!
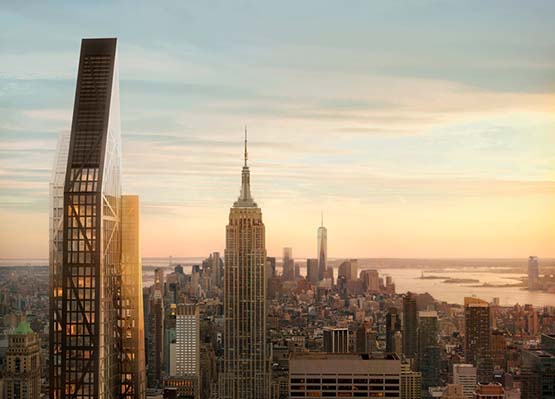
xmin=221 ymin=130 xmax=270 ymax=399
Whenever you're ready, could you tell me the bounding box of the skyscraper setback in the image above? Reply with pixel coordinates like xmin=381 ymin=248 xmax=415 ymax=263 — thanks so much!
xmin=220 ymin=132 xmax=270 ymax=398
xmin=48 ymin=38 xmax=145 ymax=399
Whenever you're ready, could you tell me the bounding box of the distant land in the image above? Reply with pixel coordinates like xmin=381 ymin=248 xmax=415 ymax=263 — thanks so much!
xmin=2 ymin=257 xmax=555 ymax=271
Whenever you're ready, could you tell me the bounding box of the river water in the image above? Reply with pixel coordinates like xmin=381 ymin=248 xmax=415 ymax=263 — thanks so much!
xmin=376 ymin=267 xmax=554 ymax=307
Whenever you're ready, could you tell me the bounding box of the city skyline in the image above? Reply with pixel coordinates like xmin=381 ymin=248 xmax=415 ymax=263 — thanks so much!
xmin=2 ymin=1 xmax=555 ymax=259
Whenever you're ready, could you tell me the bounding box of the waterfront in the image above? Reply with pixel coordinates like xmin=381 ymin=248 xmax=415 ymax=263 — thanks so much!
xmin=378 ymin=267 xmax=554 ymax=307
xmin=3 ymin=257 xmax=553 ymax=307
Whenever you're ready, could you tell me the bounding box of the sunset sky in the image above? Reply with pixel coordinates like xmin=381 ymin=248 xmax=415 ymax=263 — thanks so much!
xmin=1 ymin=1 xmax=554 ymax=259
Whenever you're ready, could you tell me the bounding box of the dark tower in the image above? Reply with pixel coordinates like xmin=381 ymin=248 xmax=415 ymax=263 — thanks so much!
xmin=402 ymin=293 xmax=418 ymax=360
xmin=49 ymin=38 xmax=144 ymax=399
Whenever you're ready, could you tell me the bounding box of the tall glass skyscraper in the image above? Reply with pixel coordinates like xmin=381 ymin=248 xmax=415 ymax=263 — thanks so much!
xmin=49 ymin=38 xmax=145 ymax=399
xmin=220 ymin=132 xmax=270 ymax=399
xmin=317 ymin=213 xmax=327 ymax=281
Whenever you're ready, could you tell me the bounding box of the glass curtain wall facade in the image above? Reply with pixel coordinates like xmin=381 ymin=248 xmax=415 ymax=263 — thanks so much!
xmin=50 ymin=38 xmax=124 ymax=399
xmin=121 ymin=195 xmax=147 ymax=398
xmin=49 ymin=129 xmax=70 ymax=393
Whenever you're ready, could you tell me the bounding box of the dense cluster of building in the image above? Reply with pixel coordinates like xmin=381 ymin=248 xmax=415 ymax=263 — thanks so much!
xmin=1 ymin=37 xmax=555 ymax=399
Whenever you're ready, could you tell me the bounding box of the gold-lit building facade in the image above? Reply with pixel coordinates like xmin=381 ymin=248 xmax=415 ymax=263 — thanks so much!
xmin=49 ymin=38 xmax=145 ymax=399
xmin=121 ymin=195 xmax=147 ymax=398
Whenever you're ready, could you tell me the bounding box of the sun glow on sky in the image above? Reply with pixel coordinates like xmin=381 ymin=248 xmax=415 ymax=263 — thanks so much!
xmin=1 ymin=1 xmax=554 ymax=258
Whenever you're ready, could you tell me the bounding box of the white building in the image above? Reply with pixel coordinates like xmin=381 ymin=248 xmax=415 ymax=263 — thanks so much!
xmin=175 ymin=303 xmax=200 ymax=377
xmin=453 ymin=363 xmax=477 ymax=399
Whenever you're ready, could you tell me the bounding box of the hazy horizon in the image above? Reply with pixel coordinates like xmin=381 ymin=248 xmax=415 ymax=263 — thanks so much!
xmin=1 ymin=1 xmax=554 ymax=259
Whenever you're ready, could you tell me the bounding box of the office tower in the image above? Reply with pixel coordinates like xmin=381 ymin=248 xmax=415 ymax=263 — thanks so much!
xmin=524 ymin=304 xmax=539 ymax=335
xmin=306 ymin=258 xmax=319 ymax=283
xmin=325 ymin=265 xmax=335 ymax=285
xmin=400 ymin=362 xmax=422 ymax=399
xmin=418 ymin=311 xmax=441 ymax=389
xmin=205 ymin=252 xmax=223 ymax=290
xmin=393 ymin=331 xmax=403 ymax=355
xmin=221 ymin=132 xmax=270 ymax=399
xmin=294 ymin=262 xmax=301 ymax=280
xmin=323 ymin=327 xmax=349 ymax=353
xmin=199 ymin=344 xmax=217 ymax=399
xmin=338 ymin=259 xmax=358 ymax=281
xmin=453 ymin=364 xmax=477 ymax=399
xmin=355 ymin=323 xmax=377 ymax=354
xmin=464 ymin=297 xmax=493 ymax=383
xmin=289 ymin=353 xmax=401 ymax=399
xmin=282 ymin=247 xmax=294 ymax=281
xmin=385 ymin=275 xmax=396 ymax=294
xmin=148 ymin=269 xmax=165 ymax=387
xmin=266 ymin=257 xmax=277 ymax=300
xmin=473 ymin=383 xmax=504 ymax=399
xmin=360 ymin=269 xmax=380 ymax=293
xmin=403 ymin=293 xmax=418 ymax=360
xmin=169 ymin=304 xmax=200 ymax=399
xmin=48 ymin=38 xmax=146 ymax=399
xmin=442 ymin=385 xmax=464 ymax=399
xmin=121 ymin=195 xmax=147 ymax=398
xmin=165 ymin=304 xmax=177 ymax=376
xmin=4 ymin=322 xmax=41 ymax=399
xmin=317 ymin=213 xmax=327 ymax=281
xmin=521 ymin=341 xmax=555 ymax=399
xmin=528 ymin=256 xmax=540 ymax=290
xmin=387 ymin=307 xmax=402 ymax=354
xmin=490 ymin=330 xmax=506 ymax=369
xmin=266 ymin=257 xmax=276 ymax=280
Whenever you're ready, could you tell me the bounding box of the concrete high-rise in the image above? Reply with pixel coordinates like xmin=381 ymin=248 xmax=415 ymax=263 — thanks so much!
xmin=323 ymin=327 xmax=349 ymax=353
xmin=174 ymin=303 xmax=200 ymax=399
xmin=49 ymin=38 xmax=145 ymax=399
xmin=386 ymin=307 xmax=402 ymax=354
xmin=528 ymin=256 xmax=540 ymax=290
xmin=400 ymin=361 xmax=421 ymax=399
xmin=338 ymin=259 xmax=358 ymax=281
xmin=360 ymin=269 xmax=380 ymax=293
xmin=317 ymin=213 xmax=327 ymax=281
xmin=289 ymin=353 xmax=401 ymax=399
xmin=283 ymin=247 xmax=294 ymax=281
xmin=4 ymin=322 xmax=41 ymax=399
xmin=306 ymin=258 xmax=319 ymax=284
xmin=464 ymin=297 xmax=493 ymax=383
xmin=403 ymin=293 xmax=418 ymax=360
xmin=355 ymin=322 xmax=377 ymax=354
xmin=453 ymin=364 xmax=477 ymax=399
xmin=221 ymin=131 xmax=270 ymax=399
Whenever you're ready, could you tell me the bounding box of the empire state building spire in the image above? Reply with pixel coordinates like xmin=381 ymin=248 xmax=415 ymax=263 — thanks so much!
xmin=234 ymin=127 xmax=257 ymax=208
